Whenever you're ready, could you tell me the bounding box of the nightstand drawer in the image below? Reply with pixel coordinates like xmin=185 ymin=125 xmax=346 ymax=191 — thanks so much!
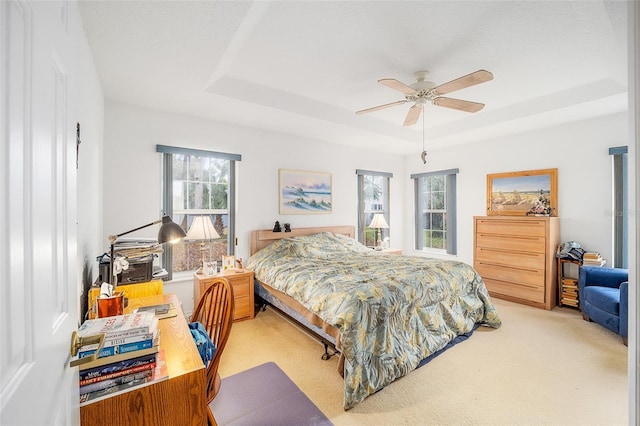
xmin=227 ymin=277 xmax=250 ymax=298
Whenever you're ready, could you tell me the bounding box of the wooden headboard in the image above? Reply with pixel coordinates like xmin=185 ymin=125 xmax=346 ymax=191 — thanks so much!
xmin=249 ymin=225 xmax=356 ymax=256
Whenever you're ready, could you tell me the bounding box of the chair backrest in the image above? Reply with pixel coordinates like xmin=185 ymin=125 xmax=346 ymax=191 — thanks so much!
xmin=190 ymin=277 xmax=235 ymax=403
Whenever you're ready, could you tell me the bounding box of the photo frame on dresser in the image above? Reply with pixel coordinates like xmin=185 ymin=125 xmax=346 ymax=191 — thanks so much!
xmin=222 ymin=255 xmax=235 ymax=271
xmin=279 ymin=169 xmax=332 ymax=214
xmin=486 ymin=168 xmax=558 ymax=216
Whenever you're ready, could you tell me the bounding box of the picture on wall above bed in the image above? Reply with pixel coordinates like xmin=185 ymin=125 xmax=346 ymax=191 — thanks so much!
xmin=487 ymin=168 xmax=558 ymax=216
xmin=279 ymin=169 xmax=332 ymax=214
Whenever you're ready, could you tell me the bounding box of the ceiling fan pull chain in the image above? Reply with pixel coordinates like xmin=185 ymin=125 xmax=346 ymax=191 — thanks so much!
xmin=421 ymin=109 xmax=427 ymax=164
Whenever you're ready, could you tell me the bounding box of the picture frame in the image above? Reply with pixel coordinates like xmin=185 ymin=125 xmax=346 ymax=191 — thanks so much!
xmin=486 ymin=168 xmax=558 ymax=216
xmin=279 ymin=169 xmax=332 ymax=215
xmin=222 ymin=255 xmax=235 ymax=271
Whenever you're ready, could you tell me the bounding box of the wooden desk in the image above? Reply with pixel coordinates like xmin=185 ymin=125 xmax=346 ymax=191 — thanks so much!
xmin=80 ymin=294 xmax=207 ymax=426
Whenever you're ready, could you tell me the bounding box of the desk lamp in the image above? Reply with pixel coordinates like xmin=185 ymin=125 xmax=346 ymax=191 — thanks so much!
xmin=185 ymin=215 xmax=220 ymax=274
xmin=107 ymin=215 xmax=186 ymax=286
xmin=369 ymin=213 xmax=389 ymax=250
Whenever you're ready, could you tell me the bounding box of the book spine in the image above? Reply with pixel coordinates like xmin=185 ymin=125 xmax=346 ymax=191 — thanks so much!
xmin=79 ymin=353 xmax=157 ymax=381
xmin=80 ymin=332 xmax=155 ymax=352
xmin=103 ymin=327 xmax=155 ymax=341
xmin=79 ymin=361 xmax=156 ymax=386
xmin=78 ymin=339 xmax=154 ymax=359
xmin=77 ymin=312 xmax=157 ymax=339
xmin=79 ymin=370 xmax=154 ymax=399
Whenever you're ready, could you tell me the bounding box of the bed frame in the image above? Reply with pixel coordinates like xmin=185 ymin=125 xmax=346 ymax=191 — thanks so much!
xmin=249 ymin=225 xmax=355 ymax=361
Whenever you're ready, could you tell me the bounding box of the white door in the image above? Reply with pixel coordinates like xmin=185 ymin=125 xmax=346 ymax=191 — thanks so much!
xmin=1 ymin=1 xmax=79 ymax=425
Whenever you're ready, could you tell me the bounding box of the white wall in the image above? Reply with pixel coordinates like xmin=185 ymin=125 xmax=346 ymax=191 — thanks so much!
xmin=76 ymin=15 xmax=105 ymax=318
xmin=404 ymin=113 xmax=628 ymax=266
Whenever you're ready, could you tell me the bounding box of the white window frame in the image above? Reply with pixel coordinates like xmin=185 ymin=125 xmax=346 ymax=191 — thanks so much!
xmin=356 ymin=169 xmax=392 ymax=247
xmin=412 ymin=168 xmax=458 ymax=255
xmin=157 ymin=145 xmax=240 ymax=280
xmin=610 ymin=146 xmax=628 ymax=268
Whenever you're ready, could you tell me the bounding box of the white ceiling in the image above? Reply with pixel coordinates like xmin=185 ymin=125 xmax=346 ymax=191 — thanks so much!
xmin=78 ymin=1 xmax=628 ymax=155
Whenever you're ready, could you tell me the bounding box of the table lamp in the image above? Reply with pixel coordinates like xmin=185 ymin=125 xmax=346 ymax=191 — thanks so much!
xmin=185 ymin=215 xmax=220 ymax=274
xmin=369 ymin=213 xmax=389 ymax=250
xmin=107 ymin=215 xmax=186 ymax=286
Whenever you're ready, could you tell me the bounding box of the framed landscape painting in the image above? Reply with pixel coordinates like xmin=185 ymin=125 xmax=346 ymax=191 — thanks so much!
xmin=486 ymin=168 xmax=558 ymax=216
xmin=279 ymin=169 xmax=332 ymax=214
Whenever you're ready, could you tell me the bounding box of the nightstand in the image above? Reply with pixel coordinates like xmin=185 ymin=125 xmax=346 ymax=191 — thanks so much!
xmin=194 ymin=270 xmax=255 ymax=321
xmin=381 ymin=248 xmax=403 ymax=255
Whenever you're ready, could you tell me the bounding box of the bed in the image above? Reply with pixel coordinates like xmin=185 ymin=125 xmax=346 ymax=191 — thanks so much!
xmin=246 ymin=226 xmax=501 ymax=409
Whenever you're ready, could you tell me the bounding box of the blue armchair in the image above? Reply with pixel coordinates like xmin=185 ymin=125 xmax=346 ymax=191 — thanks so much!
xmin=578 ymin=266 xmax=629 ymax=345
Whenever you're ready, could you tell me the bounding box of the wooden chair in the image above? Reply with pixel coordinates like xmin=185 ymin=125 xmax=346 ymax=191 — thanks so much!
xmin=190 ymin=277 xmax=235 ymax=425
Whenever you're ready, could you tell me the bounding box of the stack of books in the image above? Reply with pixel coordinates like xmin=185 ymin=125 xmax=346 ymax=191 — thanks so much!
xmin=583 ymin=252 xmax=606 ymax=266
xmin=75 ymin=311 xmax=168 ymax=405
xmin=560 ymin=277 xmax=579 ymax=307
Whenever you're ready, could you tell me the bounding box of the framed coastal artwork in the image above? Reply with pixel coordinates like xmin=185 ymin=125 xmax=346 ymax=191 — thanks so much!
xmin=486 ymin=168 xmax=558 ymax=216
xmin=279 ymin=169 xmax=332 ymax=214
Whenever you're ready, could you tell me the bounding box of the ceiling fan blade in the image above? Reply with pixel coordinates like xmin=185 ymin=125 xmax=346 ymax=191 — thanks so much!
xmin=432 ymin=69 xmax=493 ymax=95
xmin=403 ymin=104 xmax=423 ymax=126
xmin=433 ymin=97 xmax=485 ymax=113
xmin=378 ymin=78 xmax=417 ymax=95
xmin=356 ymin=100 xmax=408 ymax=115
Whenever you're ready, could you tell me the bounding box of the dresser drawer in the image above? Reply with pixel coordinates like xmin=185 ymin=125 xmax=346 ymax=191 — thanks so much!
xmin=475 ymin=247 xmax=546 ymax=269
xmin=483 ymin=277 xmax=545 ymax=304
xmin=475 ymin=261 xmax=545 ymax=288
xmin=476 ymin=218 xmax=546 ymax=237
xmin=476 ymin=233 xmax=546 ymax=253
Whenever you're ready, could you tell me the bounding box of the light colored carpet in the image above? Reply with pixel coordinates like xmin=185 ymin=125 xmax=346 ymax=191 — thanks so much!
xmin=217 ymin=298 xmax=628 ymax=425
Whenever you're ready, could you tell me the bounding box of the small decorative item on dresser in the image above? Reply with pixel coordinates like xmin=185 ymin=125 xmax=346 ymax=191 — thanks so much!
xmin=222 ymin=255 xmax=235 ymax=271
xmin=273 ymin=221 xmax=282 ymax=232
xmin=283 ymin=223 xmax=291 ymax=232
xmin=525 ymin=189 xmax=554 ymax=216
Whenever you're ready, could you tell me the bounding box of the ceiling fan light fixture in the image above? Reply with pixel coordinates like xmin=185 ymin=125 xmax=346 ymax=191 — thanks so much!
xmin=355 ymin=69 xmax=492 ymax=126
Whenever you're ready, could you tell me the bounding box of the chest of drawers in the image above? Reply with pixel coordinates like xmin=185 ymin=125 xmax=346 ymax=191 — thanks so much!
xmin=473 ymin=216 xmax=560 ymax=310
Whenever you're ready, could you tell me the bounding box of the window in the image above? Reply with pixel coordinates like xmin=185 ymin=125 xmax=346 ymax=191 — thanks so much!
xmin=412 ymin=169 xmax=458 ymax=254
xmin=610 ymin=146 xmax=627 ymax=268
xmin=356 ymin=169 xmax=392 ymax=247
xmin=157 ymin=145 xmax=241 ymax=279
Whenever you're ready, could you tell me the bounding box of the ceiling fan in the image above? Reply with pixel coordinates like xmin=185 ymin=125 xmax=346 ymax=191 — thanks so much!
xmin=356 ymin=69 xmax=493 ymax=126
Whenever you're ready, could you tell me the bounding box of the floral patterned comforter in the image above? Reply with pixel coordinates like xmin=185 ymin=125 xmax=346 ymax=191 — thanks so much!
xmin=246 ymin=232 xmax=501 ymax=409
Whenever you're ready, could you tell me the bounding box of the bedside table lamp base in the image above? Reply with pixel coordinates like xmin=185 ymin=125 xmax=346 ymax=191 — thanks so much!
xmin=369 ymin=213 xmax=389 ymax=251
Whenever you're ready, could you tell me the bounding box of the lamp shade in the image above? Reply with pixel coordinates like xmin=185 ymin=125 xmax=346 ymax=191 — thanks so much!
xmin=185 ymin=216 xmax=220 ymax=241
xmin=369 ymin=213 xmax=389 ymax=229
xmin=158 ymin=215 xmax=188 ymax=244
